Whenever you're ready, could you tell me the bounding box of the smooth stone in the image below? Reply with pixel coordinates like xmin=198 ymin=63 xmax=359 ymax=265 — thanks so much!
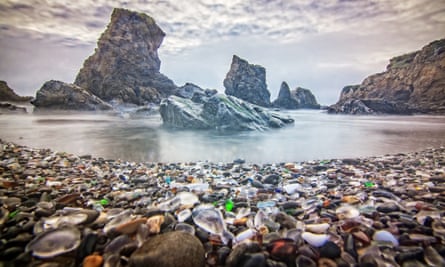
xmin=372 ymin=230 xmax=399 ymax=246
xmin=424 ymin=245 xmax=445 ymax=267
xmin=305 ymin=223 xmax=330 ymax=234
xmin=263 ymin=174 xmax=281 ymax=185
xmin=129 ymin=231 xmax=205 ymax=267
xmin=302 ymin=232 xmax=329 ymax=247
xmin=25 ymin=226 xmax=81 ymax=258
xmin=376 ymin=202 xmax=400 ymax=213
xmin=319 ymin=241 xmax=341 ymax=259
xmin=240 ymin=253 xmax=267 ymax=267
xmin=295 ymin=255 xmax=317 ymax=267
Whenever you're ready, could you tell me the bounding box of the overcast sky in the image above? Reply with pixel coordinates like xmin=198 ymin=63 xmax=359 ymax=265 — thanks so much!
xmin=0 ymin=0 xmax=444 ymax=105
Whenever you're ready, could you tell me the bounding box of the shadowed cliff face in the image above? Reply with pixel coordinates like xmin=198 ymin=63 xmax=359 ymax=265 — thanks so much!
xmin=74 ymin=8 xmax=177 ymax=105
xmin=329 ymin=39 xmax=445 ymax=114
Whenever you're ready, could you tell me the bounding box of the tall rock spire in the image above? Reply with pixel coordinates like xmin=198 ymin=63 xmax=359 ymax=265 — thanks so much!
xmin=74 ymin=8 xmax=177 ymax=105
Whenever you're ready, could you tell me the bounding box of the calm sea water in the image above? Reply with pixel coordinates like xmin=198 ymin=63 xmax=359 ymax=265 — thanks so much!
xmin=1 ymin=110 xmax=445 ymax=163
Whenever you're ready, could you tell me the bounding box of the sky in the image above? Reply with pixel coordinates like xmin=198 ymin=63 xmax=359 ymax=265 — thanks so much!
xmin=0 ymin=0 xmax=444 ymax=105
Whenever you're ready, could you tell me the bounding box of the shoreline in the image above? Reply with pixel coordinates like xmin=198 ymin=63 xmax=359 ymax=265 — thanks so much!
xmin=1 ymin=139 xmax=445 ymax=266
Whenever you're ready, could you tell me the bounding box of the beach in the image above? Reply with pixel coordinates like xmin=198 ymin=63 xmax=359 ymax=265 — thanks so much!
xmin=0 ymin=139 xmax=444 ymax=266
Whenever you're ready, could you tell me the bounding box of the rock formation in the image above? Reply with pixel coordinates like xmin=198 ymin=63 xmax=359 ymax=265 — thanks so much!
xmin=174 ymin=83 xmax=217 ymax=104
xmin=32 ymin=80 xmax=112 ymax=111
xmin=272 ymin=82 xmax=320 ymax=109
xmin=329 ymin=39 xmax=445 ymax=114
xmin=159 ymin=94 xmax=294 ymax=131
xmin=0 ymin=80 xmax=32 ymax=102
xmin=224 ymin=55 xmax=271 ymax=107
xmin=74 ymin=8 xmax=177 ymax=105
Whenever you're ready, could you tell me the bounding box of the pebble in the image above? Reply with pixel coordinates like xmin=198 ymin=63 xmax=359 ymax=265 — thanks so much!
xmin=0 ymin=139 xmax=444 ymax=266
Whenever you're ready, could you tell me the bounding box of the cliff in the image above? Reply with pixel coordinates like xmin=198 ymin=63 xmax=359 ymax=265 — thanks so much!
xmin=329 ymin=39 xmax=445 ymax=114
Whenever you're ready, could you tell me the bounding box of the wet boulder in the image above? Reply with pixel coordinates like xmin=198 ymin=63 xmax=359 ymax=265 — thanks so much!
xmin=159 ymin=94 xmax=294 ymax=131
xmin=31 ymin=80 xmax=112 ymax=111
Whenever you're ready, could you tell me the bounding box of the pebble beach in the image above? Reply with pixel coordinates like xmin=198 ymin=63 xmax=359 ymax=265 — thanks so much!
xmin=0 ymin=139 xmax=445 ymax=267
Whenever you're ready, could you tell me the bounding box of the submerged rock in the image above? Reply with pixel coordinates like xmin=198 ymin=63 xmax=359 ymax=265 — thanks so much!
xmin=159 ymin=94 xmax=294 ymax=131
xmin=31 ymin=80 xmax=112 ymax=111
xmin=74 ymin=8 xmax=177 ymax=105
xmin=224 ymin=55 xmax=271 ymax=107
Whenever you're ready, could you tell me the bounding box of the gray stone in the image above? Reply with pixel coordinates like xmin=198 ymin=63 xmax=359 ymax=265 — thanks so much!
xmin=74 ymin=8 xmax=177 ymax=105
xmin=159 ymin=94 xmax=294 ymax=131
xmin=31 ymin=80 xmax=112 ymax=111
xmin=272 ymin=82 xmax=320 ymax=109
xmin=224 ymin=55 xmax=271 ymax=107
xmin=174 ymin=83 xmax=217 ymax=104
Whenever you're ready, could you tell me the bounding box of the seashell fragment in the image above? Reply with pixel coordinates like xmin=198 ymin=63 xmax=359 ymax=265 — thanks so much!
xmin=26 ymin=227 xmax=81 ymax=258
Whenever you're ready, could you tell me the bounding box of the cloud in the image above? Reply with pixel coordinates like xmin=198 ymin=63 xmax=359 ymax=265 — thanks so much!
xmin=0 ymin=0 xmax=444 ymax=103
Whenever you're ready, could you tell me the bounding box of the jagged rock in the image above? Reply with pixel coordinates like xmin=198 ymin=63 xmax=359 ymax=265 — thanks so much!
xmin=31 ymin=80 xmax=112 ymax=111
xmin=224 ymin=55 xmax=271 ymax=107
xmin=74 ymin=8 xmax=177 ymax=105
xmin=293 ymin=87 xmax=320 ymax=109
xmin=174 ymin=83 xmax=217 ymax=104
xmin=329 ymin=39 xmax=445 ymax=114
xmin=0 ymin=81 xmax=32 ymax=102
xmin=159 ymin=94 xmax=294 ymax=131
xmin=272 ymin=82 xmax=320 ymax=109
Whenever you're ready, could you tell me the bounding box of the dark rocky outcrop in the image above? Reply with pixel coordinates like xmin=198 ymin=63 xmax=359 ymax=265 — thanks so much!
xmin=74 ymin=8 xmax=177 ymax=105
xmin=174 ymin=83 xmax=217 ymax=104
xmin=32 ymin=80 xmax=112 ymax=111
xmin=0 ymin=81 xmax=32 ymax=102
xmin=272 ymin=82 xmax=320 ymax=109
xmin=159 ymin=94 xmax=294 ymax=131
xmin=224 ymin=55 xmax=271 ymax=107
xmin=329 ymin=39 xmax=445 ymax=114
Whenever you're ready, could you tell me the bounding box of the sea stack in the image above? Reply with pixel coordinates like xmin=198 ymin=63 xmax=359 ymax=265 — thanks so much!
xmin=224 ymin=55 xmax=271 ymax=107
xmin=74 ymin=8 xmax=177 ymax=105
xmin=272 ymin=81 xmax=320 ymax=109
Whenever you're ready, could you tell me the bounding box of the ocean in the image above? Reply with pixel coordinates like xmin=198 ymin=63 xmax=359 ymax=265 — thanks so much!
xmin=1 ymin=109 xmax=445 ymax=163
